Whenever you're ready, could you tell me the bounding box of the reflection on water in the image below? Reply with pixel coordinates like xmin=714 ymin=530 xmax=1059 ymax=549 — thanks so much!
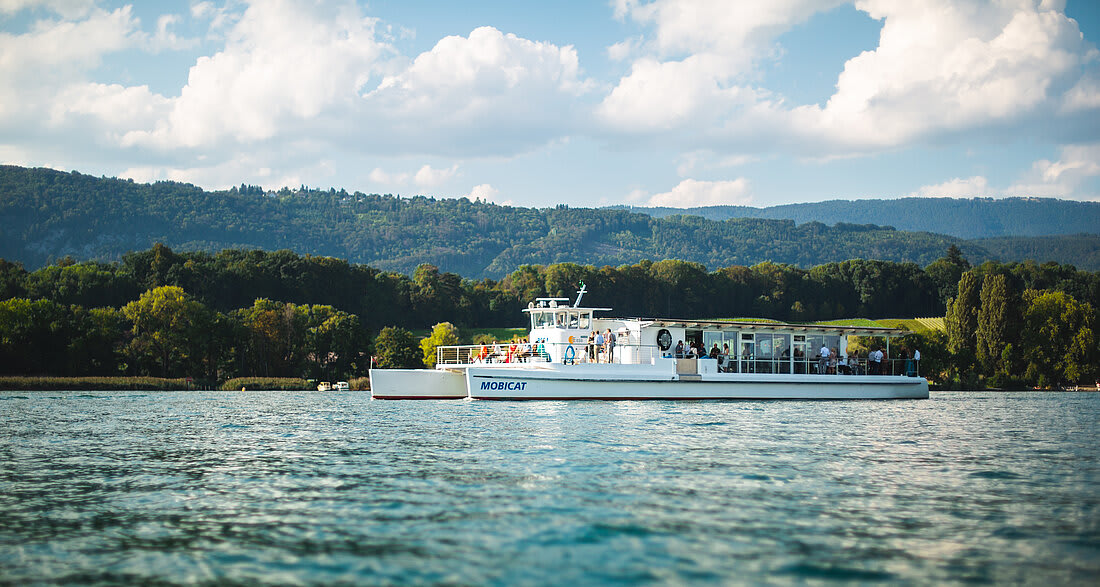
xmin=1 ymin=391 xmax=1098 ymax=584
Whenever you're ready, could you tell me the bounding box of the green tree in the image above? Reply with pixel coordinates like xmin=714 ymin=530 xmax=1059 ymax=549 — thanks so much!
xmin=924 ymin=245 xmax=970 ymax=310
xmin=976 ymin=273 xmax=1011 ymax=376
xmin=304 ymin=305 xmax=370 ymax=379
xmin=235 ymin=298 xmax=309 ymax=377
xmin=374 ymin=326 xmax=422 ymax=369
xmin=66 ymin=306 xmax=125 ymax=376
xmin=122 ymin=286 xmax=213 ymax=377
xmin=945 ymin=270 xmax=980 ymax=356
xmin=420 ymin=321 xmax=461 ymax=368
xmin=0 ymin=298 xmax=70 ymax=375
xmin=1020 ymin=290 xmax=1097 ymax=388
xmin=0 ymin=260 xmax=27 ymax=300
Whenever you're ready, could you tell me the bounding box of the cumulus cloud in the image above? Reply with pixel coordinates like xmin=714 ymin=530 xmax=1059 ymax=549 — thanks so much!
xmin=601 ymin=0 xmax=1099 ymax=157
xmin=1062 ymin=73 xmax=1100 ymax=113
xmin=912 ymin=144 xmax=1100 ymax=199
xmin=0 ymin=5 xmax=139 ymax=75
xmin=465 ymin=183 xmax=511 ymax=205
xmin=913 ymin=176 xmax=991 ymax=198
xmin=1005 ymin=143 xmax=1100 ymax=196
xmin=792 ymin=0 xmax=1095 ymax=148
xmin=0 ymin=4 xmax=144 ymax=146
xmin=364 ymin=26 xmax=590 ymax=155
xmin=368 ymin=164 xmax=459 ymax=189
xmin=413 ymin=164 xmax=458 ymax=188
xmin=369 ymin=167 xmax=410 ymax=186
xmin=49 ymin=82 xmax=170 ymax=133
xmin=125 ymin=0 xmax=388 ymax=149
xmin=643 ymin=178 xmax=752 ymax=207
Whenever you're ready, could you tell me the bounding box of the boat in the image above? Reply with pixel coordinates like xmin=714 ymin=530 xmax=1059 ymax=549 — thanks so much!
xmin=317 ymin=381 xmax=333 ymax=392
xmin=369 ymin=286 xmax=929 ymax=400
xmin=334 ymin=381 xmax=350 ymax=391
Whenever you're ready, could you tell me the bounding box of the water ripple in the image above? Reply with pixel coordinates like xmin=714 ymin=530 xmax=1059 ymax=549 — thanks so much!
xmin=0 ymin=391 xmax=1097 ymax=585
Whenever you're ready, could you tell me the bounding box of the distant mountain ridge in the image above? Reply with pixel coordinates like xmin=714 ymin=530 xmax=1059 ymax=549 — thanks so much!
xmin=611 ymin=197 xmax=1100 ymax=239
xmin=1 ymin=165 xmax=1098 ymax=275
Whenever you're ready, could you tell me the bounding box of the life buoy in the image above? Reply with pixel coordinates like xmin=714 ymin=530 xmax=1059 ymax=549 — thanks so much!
xmin=564 ymin=344 xmax=576 ymax=364
xmin=656 ymin=329 xmax=673 ymax=351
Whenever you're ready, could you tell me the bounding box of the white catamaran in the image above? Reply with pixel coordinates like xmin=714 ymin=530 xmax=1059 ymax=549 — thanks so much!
xmin=369 ymin=286 xmax=929 ymax=400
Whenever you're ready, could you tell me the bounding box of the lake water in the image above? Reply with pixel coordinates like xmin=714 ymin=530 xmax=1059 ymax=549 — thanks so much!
xmin=1 ymin=391 xmax=1097 ymax=585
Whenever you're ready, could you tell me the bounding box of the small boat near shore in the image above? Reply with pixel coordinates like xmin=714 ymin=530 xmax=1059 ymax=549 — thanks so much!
xmin=370 ymin=287 xmax=928 ymax=400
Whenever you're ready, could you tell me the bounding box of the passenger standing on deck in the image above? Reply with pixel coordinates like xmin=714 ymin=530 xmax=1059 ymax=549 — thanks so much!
xmin=818 ymin=344 xmax=830 ymax=374
xmin=912 ymin=347 xmax=921 ymax=376
xmin=870 ymin=347 xmax=883 ymax=374
xmin=588 ymin=331 xmax=596 ymax=362
xmin=675 ymin=340 xmax=684 ymax=358
xmin=606 ymin=328 xmax=616 ymax=363
xmin=595 ymin=330 xmax=605 ymax=363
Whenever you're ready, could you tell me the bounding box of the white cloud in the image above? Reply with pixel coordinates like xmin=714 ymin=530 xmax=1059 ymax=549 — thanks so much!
xmin=913 ymin=176 xmax=990 ymax=198
xmin=145 ymin=13 xmax=198 ymax=52
xmin=413 ymin=164 xmax=458 ymax=188
xmin=598 ymin=55 xmax=754 ymax=131
xmin=364 ymin=26 xmax=590 ymax=155
xmin=617 ymin=0 xmax=841 ymax=62
xmin=1062 ymin=73 xmax=1100 ymax=113
xmin=643 ymin=178 xmax=752 ymax=207
xmin=125 ymin=0 xmax=388 ymax=149
xmin=369 ymin=167 xmax=410 ymax=186
xmin=49 ymin=82 xmax=170 ymax=132
xmin=607 ymin=36 xmax=642 ymax=61
xmin=913 ymin=144 xmax=1100 ymax=199
xmin=0 ymin=0 xmax=94 ymax=18
xmin=0 ymin=6 xmax=139 ymax=74
xmin=0 ymin=5 xmax=143 ymax=138
xmin=465 ymin=183 xmax=511 ymax=205
xmin=1005 ymin=143 xmax=1100 ymax=196
xmin=121 ymin=152 xmax=326 ymax=192
xmin=675 ymin=151 xmax=758 ymax=176
xmin=794 ymin=0 xmax=1093 ymax=148
xmin=601 ymin=0 xmax=1098 ymax=157
xmin=367 ymin=163 xmax=459 ymax=189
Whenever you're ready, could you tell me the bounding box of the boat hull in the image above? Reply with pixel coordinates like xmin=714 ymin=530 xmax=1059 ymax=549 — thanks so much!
xmin=466 ymin=367 xmax=928 ymax=400
xmin=369 ymin=368 xmax=468 ymax=399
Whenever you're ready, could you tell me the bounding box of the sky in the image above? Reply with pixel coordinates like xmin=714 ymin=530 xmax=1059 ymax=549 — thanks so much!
xmin=1 ymin=0 xmax=1099 ymax=209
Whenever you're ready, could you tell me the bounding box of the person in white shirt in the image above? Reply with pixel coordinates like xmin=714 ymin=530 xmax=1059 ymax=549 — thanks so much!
xmin=818 ymin=345 xmax=830 ymax=374
xmin=871 ymin=348 xmax=883 ymax=375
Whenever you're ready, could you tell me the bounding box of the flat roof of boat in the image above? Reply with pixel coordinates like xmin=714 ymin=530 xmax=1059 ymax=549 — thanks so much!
xmin=627 ymin=318 xmax=911 ymax=337
xmin=523 ymin=305 xmax=612 ymax=312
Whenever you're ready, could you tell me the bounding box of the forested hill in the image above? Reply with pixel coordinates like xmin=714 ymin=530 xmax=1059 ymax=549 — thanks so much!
xmin=617 ymin=197 xmax=1100 ymax=239
xmin=2 ymin=165 xmax=1097 ymax=276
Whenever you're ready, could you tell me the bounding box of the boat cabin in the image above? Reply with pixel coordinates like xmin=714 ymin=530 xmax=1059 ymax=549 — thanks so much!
xmin=519 ymin=293 xmax=911 ymax=375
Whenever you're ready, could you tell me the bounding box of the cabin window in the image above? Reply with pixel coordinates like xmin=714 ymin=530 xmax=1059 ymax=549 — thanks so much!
xmin=567 ymin=311 xmax=581 ymax=329
xmin=578 ymin=312 xmax=591 ymax=330
xmin=535 ymin=312 xmax=554 ymax=329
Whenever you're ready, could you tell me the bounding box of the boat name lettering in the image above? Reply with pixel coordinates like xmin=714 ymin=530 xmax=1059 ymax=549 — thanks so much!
xmin=480 ymin=381 xmax=528 ymax=391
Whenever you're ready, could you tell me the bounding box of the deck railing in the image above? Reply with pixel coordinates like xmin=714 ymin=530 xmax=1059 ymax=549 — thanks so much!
xmin=436 ymin=344 xmax=920 ymax=376
xmin=436 ymin=343 xmax=664 ymax=366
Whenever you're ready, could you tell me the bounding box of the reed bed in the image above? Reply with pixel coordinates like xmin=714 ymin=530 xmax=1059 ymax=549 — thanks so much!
xmin=219 ymin=377 xmax=313 ymax=391
xmin=0 ymin=376 xmax=193 ymax=391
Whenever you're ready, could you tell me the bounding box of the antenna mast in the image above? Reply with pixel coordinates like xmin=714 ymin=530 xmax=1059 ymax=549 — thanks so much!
xmin=573 ymin=282 xmax=587 ymax=307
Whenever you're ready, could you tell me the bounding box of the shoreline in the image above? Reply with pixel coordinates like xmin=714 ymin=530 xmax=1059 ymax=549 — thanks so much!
xmin=0 ymin=376 xmax=369 ymax=392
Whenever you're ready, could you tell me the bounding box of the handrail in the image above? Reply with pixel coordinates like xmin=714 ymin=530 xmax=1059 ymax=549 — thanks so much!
xmin=436 ymin=344 xmax=920 ymax=375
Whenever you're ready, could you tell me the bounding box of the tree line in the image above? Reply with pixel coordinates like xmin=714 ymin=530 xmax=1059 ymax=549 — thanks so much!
xmin=1 ymin=244 xmax=1097 ymax=388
